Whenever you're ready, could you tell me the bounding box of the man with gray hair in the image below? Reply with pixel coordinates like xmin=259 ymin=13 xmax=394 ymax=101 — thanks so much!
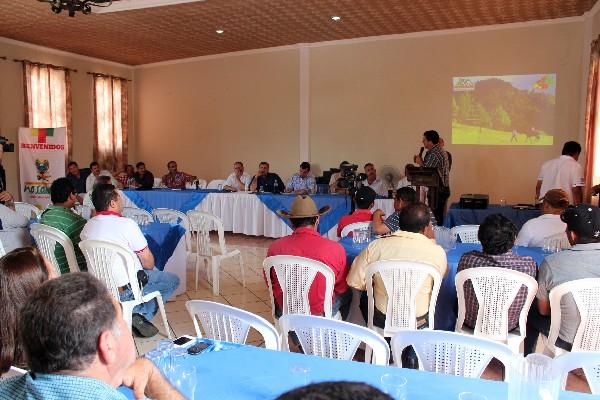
xmin=0 ymin=273 xmax=183 ymax=399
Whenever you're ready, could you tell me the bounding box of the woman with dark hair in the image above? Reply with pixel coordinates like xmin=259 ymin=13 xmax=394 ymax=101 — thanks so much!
xmin=0 ymin=247 xmax=55 ymax=375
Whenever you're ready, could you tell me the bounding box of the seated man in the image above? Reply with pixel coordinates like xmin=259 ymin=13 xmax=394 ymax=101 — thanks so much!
xmin=524 ymin=204 xmax=600 ymax=355
xmin=285 ymin=162 xmax=316 ymax=195
xmin=515 ymin=189 xmax=569 ymax=247
xmin=267 ymin=196 xmax=351 ymax=319
xmin=457 ymin=214 xmax=536 ymax=332
xmin=161 ymin=160 xmax=197 ymax=189
xmin=371 ymin=187 xmax=416 ymax=235
xmin=249 ymin=161 xmax=285 ymax=193
xmin=0 ymin=191 xmax=32 ymax=252
xmin=40 ymin=178 xmax=87 ymax=273
xmin=80 ymin=184 xmax=180 ymax=337
xmin=0 ymin=273 xmax=182 ymax=399
xmin=360 ymin=163 xmax=386 ymax=197
xmin=83 ymin=176 xmax=126 ymax=217
xmin=66 ymin=161 xmax=91 ymax=201
xmin=85 ymin=161 xmax=118 ymax=192
xmin=337 ymin=186 xmax=376 ymax=237
xmin=132 ymin=161 xmax=154 ymax=190
xmin=116 ymin=164 xmax=134 ymax=188
xmin=347 ymin=202 xmax=447 ymax=328
xmin=223 ymin=161 xmax=251 ymax=192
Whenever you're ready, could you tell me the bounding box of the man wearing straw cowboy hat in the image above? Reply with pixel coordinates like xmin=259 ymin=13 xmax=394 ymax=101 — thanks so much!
xmin=266 ymin=196 xmax=352 ymax=320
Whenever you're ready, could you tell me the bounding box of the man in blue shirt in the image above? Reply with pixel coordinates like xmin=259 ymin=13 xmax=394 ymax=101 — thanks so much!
xmin=0 ymin=273 xmax=182 ymax=400
xmin=285 ymin=162 xmax=316 ymax=195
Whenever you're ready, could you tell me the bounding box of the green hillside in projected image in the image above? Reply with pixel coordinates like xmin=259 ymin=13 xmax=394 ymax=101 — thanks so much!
xmin=452 ymin=74 xmax=556 ymax=145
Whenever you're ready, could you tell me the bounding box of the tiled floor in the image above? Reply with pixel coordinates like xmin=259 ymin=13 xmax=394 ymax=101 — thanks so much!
xmin=134 ymin=233 xmax=591 ymax=394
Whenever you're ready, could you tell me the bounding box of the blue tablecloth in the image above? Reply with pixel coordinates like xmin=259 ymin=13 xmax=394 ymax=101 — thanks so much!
xmin=119 ymin=340 xmax=591 ymax=400
xmin=444 ymin=203 xmax=541 ymax=231
xmin=256 ymin=193 xmax=351 ymax=236
xmin=339 ymin=239 xmax=546 ymax=331
xmin=140 ymin=222 xmax=185 ymax=270
xmin=123 ymin=189 xmax=218 ymax=213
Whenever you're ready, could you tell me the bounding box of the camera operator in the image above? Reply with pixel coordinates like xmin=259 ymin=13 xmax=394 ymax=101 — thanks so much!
xmin=333 ymin=163 xmax=367 ymax=197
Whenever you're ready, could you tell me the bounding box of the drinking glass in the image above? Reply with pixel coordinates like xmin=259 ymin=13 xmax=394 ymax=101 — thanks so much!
xmin=290 ymin=363 xmax=311 ymax=386
xmin=380 ymin=372 xmax=407 ymax=400
xmin=500 ymin=198 xmax=507 ymax=207
xmin=508 ymin=354 xmax=560 ymax=400
xmin=167 ymin=348 xmax=197 ymax=400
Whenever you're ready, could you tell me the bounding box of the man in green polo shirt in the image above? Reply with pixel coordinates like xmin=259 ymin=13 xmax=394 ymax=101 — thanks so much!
xmin=40 ymin=178 xmax=87 ymax=273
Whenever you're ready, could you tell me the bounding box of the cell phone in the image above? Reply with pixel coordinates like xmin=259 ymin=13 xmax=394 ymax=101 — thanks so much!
xmin=172 ymin=335 xmax=195 ymax=347
xmin=187 ymin=341 xmax=211 ymax=355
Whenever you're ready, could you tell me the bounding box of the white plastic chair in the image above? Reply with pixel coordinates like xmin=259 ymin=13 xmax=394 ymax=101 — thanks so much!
xmin=186 ymin=210 xmax=245 ymax=294
xmin=391 ymin=330 xmax=517 ymax=381
xmin=122 ymin=207 xmax=153 ymax=225
xmin=30 ymin=223 xmax=80 ymax=275
xmin=452 ymin=225 xmax=480 ymax=243
xmin=152 ymin=208 xmax=192 ymax=261
xmin=278 ymin=314 xmax=390 ymax=366
xmin=185 ymin=179 xmax=207 ymax=189
xmin=74 ymin=204 xmax=92 ymax=220
xmin=207 ymin=179 xmax=225 ymax=190
xmin=340 ymin=221 xmax=372 ymax=238
xmin=0 ymin=366 xmax=26 ymax=381
xmin=14 ymin=201 xmax=41 ymax=220
xmin=186 ymin=300 xmax=280 ymax=350
xmin=263 ymin=255 xmax=338 ymax=324
xmin=553 ymin=351 xmax=600 ymax=394
xmin=544 ymin=278 xmax=600 ymax=356
xmin=455 ymin=267 xmax=537 ymax=353
xmin=153 ymin=177 xmax=163 ymax=188
xmin=78 ymin=239 xmax=172 ymax=338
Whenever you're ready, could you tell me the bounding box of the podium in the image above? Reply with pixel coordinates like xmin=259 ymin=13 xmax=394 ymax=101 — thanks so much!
xmin=405 ymin=165 xmax=442 ymax=206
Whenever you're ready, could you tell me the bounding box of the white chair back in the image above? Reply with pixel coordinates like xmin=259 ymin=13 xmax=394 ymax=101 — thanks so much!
xmin=452 ymin=225 xmax=480 ymax=243
xmin=547 ymin=278 xmax=600 ymax=355
xmin=122 ymin=207 xmax=153 ymax=225
xmin=31 ymin=223 xmax=80 ymax=275
xmin=153 ymin=177 xmax=162 ymax=188
xmin=78 ymin=239 xmax=171 ymax=338
xmin=14 ymin=201 xmax=41 ymax=220
xmin=340 ymin=221 xmax=372 ymax=238
xmin=263 ymin=255 xmax=336 ymax=320
xmin=391 ymin=330 xmax=516 ymax=381
xmin=455 ymin=267 xmax=537 ymax=349
xmin=186 ymin=300 xmax=280 ymax=350
xmin=0 ymin=366 xmax=26 ymax=381
xmin=74 ymin=204 xmax=92 ymax=220
xmin=553 ymin=351 xmax=600 ymax=395
xmin=279 ymin=314 xmax=390 ymax=366
xmin=365 ymin=260 xmax=442 ymax=336
xmin=153 ymin=208 xmax=192 ymax=255
xmin=207 ymin=179 xmax=225 ymax=190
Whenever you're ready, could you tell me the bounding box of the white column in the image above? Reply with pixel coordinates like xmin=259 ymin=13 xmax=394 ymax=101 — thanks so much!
xmin=299 ymin=44 xmax=310 ymax=162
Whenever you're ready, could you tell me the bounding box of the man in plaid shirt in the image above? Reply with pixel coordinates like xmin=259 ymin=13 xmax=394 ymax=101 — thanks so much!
xmin=457 ymin=214 xmax=536 ymax=331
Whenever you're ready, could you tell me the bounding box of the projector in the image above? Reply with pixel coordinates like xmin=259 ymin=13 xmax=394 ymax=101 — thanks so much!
xmin=459 ymin=194 xmax=489 ymax=209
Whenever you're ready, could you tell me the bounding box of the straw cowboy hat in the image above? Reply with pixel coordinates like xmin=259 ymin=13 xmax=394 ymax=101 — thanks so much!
xmin=277 ymin=195 xmax=331 ymax=218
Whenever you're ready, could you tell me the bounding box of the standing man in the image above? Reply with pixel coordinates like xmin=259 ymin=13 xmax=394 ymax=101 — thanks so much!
xmin=80 ymin=184 xmax=180 ymax=337
xmin=66 ymin=161 xmax=91 ymax=202
xmin=414 ymin=130 xmax=450 ymax=226
xmin=285 ymin=162 xmax=316 ymax=195
xmin=360 ymin=163 xmax=387 ymax=197
xmin=249 ymin=162 xmax=284 ymax=193
xmin=223 ymin=161 xmax=251 ymax=192
xmin=40 ymin=177 xmax=87 ymax=273
xmin=161 ymin=161 xmax=197 ymax=189
xmin=132 ymin=162 xmax=154 ymax=190
xmin=85 ymin=161 xmax=118 ymax=192
xmin=536 ymin=141 xmax=584 ymax=205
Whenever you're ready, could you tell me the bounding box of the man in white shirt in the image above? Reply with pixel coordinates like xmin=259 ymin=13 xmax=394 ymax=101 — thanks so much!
xmin=536 ymin=141 xmax=584 ymax=204
xmin=516 ymin=189 xmax=569 ymax=247
xmin=223 ymin=161 xmax=251 ymax=192
xmin=360 ymin=163 xmax=387 ymax=197
xmin=85 ymin=161 xmax=118 ymax=192
xmin=80 ymin=183 xmax=180 ymax=338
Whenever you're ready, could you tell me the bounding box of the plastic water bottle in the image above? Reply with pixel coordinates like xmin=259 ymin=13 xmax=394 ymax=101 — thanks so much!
xmin=273 ymin=179 xmax=279 ymax=194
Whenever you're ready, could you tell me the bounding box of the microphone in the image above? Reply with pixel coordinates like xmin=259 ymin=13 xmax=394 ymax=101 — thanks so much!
xmin=419 ymin=147 xmax=424 ymax=158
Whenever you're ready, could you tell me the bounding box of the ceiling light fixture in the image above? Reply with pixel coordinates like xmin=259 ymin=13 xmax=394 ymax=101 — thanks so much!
xmin=331 ymin=15 xmax=341 ymax=21
xmin=216 ymin=29 xmax=224 ymax=34
xmin=37 ymin=0 xmax=117 ymax=17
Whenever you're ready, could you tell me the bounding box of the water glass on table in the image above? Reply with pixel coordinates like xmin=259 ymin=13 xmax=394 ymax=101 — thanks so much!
xmin=508 ymin=354 xmax=560 ymax=400
xmin=166 ymin=348 xmax=197 ymax=400
xmin=380 ymin=372 xmax=407 ymax=400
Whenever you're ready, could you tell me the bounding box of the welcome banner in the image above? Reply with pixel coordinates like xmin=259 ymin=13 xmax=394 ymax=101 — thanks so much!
xmin=18 ymin=127 xmax=66 ymax=208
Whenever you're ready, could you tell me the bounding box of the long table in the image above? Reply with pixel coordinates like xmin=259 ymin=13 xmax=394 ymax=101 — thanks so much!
xmin=444 ymin=203 xmax=541 ymax=230
xmin=122 ymin=190 xmax=357 ymax=239
xmin=339 ymin=238 xmax=546 ymax=331
xmin=118 ymin=340 xmax=592 ymax=399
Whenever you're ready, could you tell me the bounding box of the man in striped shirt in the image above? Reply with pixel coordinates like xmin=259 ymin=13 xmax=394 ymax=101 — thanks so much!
xmin=39 ymin=178 xmax=87 ymax=273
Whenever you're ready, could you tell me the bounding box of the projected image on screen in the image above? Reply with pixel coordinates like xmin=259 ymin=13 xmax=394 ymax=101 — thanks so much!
xmin=452 ymin=74 xmax=556 ymax=145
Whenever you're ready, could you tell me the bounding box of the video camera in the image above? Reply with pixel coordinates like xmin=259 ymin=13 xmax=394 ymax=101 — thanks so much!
xmin=0 ymin=136 xmax=15 ymax=152
xmin=336 ymin=163 xmax=367 ymax=190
